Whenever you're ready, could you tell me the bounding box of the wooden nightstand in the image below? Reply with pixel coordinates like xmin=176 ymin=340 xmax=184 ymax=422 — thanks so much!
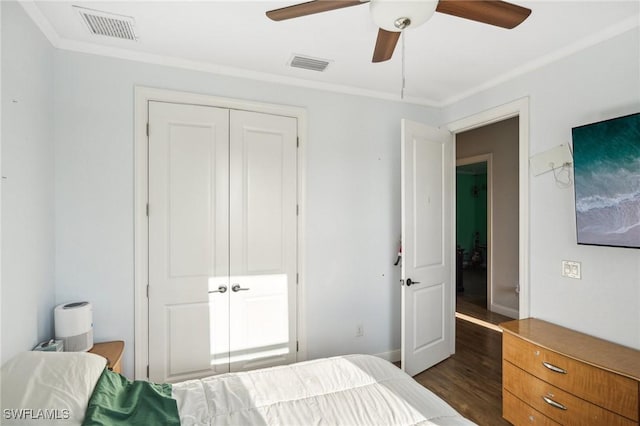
xmin=89 ymin=340 xmax=124 ymax=374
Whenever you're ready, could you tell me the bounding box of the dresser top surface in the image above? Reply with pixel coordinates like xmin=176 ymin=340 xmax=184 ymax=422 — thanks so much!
xmin=500 ymin=318 xmax=640 ymax=381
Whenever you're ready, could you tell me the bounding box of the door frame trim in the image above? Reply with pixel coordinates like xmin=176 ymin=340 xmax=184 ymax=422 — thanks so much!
xmin=446 ymin=97 xmax=530 ymax=322
xmin=456 ymin=154 xmax=494 ymax=314
xmin=133 ymin=86 xmax=308 ymax=380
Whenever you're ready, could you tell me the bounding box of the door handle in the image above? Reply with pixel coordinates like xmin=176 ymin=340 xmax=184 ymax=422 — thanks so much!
xmin=208 ymin=285 xmax=227 ymax=294
xmin=406 ymin=278 xmax=421 ymax=287
xmin=232 ymin=284 xmax=250 ymax=292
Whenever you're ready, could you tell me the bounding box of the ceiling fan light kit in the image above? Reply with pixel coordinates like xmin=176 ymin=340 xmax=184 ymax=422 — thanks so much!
xmin=370 ymin=0 xmax=439 ymax=32
xmin=266 ymin=0 xmax=532 ymax=63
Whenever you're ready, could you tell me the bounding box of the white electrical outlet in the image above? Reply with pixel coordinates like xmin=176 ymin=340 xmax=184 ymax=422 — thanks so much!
xmin=562 ymin=260 xmax=581 ymax=279
xmin=356 ymin=324 xmax=364 ymax=337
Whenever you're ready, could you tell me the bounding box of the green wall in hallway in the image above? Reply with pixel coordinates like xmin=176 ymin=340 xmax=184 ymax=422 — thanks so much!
xmin=456 ymin=171 xmax=487 ymax=260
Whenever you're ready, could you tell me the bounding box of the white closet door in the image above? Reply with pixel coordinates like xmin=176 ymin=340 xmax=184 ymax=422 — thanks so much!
xmin=148 ymin=101 xmax=230 ymax=383
xmin=148 ymin=103 xmax=298 ymax=381
xmin=229 ymin=110 xmax=298 ymax=371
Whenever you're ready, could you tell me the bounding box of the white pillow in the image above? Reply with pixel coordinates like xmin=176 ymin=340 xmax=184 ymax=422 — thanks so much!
xmin=1 ymin=351 xmax=106 ymax=425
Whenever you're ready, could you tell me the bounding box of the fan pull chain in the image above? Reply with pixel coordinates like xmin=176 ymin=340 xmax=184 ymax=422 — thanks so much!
xmin=401 ymin=31 xmax=406 ymax=100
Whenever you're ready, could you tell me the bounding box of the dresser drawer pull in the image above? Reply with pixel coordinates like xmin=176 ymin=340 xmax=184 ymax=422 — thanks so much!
xmin=542 ymin=361 xmax=567 ymax=374
xmin=542 ymin=395 xmax=567 ymax=411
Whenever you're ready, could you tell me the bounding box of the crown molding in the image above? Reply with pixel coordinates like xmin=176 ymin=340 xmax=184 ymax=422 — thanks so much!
xmin=17 ymin=1 xmax=440 ymax=107
xmin=18 ymin=1 xmax=640 ymax=109
xmin=19 ymin=0 xmax=61 ymax=47
xmin=58 ymin=36 xmax=443 ymax=107
xmin=440 ymin=16 xmax=640 ymax=106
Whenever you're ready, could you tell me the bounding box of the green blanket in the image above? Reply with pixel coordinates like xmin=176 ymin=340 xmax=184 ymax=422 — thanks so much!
xmin=82 ymin=368 xmax=180 ymax=426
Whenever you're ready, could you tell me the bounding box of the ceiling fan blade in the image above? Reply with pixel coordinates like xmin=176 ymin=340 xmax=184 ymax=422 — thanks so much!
xmin=372 ymin=28 xmax=400 ymax=63
xmin=436 ymin=0 xmax=531 ymax=29
xmin=266 ymin=0 xmax=365 ymax=21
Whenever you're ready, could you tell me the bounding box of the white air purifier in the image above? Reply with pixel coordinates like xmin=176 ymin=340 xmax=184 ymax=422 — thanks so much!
xmin=54 ymin=301 xmax=93 ymax=352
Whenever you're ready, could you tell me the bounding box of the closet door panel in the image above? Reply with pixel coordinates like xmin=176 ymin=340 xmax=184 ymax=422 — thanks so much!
xmin=229 ymin=110 xmax=298 ymax=371
xmin=148 ymin=101 xmax=230 ymax=383
xmin=246 ymin=133 xmax=285 ymax=272
xmin=168 ymin=124 xmax=216 ymax=277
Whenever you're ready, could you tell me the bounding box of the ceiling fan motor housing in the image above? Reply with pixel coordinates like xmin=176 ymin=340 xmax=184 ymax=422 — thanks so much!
xmin=370 ymin=0 xmax=439 ymax=32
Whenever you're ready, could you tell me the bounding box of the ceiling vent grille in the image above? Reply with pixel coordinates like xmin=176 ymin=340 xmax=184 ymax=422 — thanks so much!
xmin=75 ymin=6 xmax=138 ymax=41
xmin=289 ymin=55 xmax=331 ymax=72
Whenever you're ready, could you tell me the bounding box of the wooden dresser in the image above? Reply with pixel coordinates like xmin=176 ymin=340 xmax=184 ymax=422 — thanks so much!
xmin=500 ymin=319 xmax=640 ymax=426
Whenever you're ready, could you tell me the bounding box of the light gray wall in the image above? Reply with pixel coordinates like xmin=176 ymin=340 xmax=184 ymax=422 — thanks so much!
xmin=4 ymin=1 xmax=639 ymax=379
xmin=1 ymin=1 xmax=55 ymax=363
xmin=444 ymin=27 xmax=640 ymax=349
xmin=457 ymin=117 xmax=519 ymax=316
xmin=52 ymin=49 xmax=440 ymax=377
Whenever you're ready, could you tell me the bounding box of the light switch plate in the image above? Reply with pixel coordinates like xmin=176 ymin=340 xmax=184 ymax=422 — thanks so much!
xmin=562 ymin=260 xmax=581 ymax=279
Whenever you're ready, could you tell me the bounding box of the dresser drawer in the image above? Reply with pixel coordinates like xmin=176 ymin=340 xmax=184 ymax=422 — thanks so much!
xmin=503 ymin=333 xmax=639 ymax=421
xmin=504 ymin=361 xmax=637 ymax=426
xmin=503 ymin=390 xmax=561 ymax=426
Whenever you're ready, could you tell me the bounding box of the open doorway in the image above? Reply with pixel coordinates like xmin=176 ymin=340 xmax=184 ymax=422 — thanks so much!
xmin=456 ymin=158 xmax=490 ymax=310
xmin=455 ymin=116 xmax=520 ymax=323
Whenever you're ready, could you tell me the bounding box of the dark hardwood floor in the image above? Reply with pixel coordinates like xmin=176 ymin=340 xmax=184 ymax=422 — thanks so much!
xmin=413 ymin=317 xmax=511 ymax=426
xmin=457 ymin=297 xmax=514 ymax=327
xmin=457 ymin=266 xmax=488 ymax=308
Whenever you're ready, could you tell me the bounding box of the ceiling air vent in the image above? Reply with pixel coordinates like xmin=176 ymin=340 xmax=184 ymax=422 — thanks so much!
xmin=75 ymin=6 xmax=138 ymax=41
xmin=289 ymin=55 xmax=331 ymax=72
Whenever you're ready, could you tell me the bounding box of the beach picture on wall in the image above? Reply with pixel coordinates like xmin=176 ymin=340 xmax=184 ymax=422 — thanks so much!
xmin=572 ymin=113 xmax=640 ymax=249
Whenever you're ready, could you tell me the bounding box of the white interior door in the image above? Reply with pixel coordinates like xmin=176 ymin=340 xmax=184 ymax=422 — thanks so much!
xmin=148 ymin=103 xmax=298 ymax=382
xmin=229 ymin=110 xmax=298 ymax=371
xmin=401 ymin=119 xmax=454 ymax=377
xmin=148 ymin=101 xmax=230 ymax=383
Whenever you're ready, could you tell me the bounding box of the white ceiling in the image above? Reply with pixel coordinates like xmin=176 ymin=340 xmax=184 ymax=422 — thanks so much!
xmin=24 ymin=0 xmax=640 ymax=106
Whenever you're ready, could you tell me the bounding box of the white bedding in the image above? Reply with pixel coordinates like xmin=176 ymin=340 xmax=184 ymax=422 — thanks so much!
xmin=1 ymin=351 xmax=106 ymax=425
xmin=1 ymin=352 xmax=475 ymax=425
xmin=173 ymin=354 xmax=476 ymax=425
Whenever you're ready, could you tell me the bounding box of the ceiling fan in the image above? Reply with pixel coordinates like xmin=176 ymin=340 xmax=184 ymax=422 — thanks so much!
xmin=266 ymin=0 xmax=532 ymax=63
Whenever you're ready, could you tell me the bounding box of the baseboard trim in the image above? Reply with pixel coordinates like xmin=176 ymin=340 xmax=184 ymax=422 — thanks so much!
xmin=490 ymin=303 xmax=519 ymax=319
xmin=375 ymin=349 xmax=401 ymax=363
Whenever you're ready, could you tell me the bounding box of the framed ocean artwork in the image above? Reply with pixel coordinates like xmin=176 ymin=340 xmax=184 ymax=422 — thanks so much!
xmin=572 ymin=112 xmax=640 ymax=249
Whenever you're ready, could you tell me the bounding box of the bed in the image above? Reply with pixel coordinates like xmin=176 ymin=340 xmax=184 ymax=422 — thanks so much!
xmin=1 ymin=351 xmax=476 ymax=425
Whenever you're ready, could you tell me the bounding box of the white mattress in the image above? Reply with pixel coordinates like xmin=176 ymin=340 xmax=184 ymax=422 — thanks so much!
xmin=173 ymin=354 xmax=476 ymax=425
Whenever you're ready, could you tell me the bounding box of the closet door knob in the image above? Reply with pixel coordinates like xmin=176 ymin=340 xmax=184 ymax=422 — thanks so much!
xmin=232 ymin=284 xmax=250 ymax=292
xmin=209 ymin=285 xmax=227 ymax=294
